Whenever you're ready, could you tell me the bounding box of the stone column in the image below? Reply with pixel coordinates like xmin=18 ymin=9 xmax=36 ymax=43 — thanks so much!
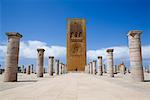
xmin=59 ymin=63 xmax=63 ymax=74
xmin=48 ymin=56 xmax=54 ymax=76
xmin=114 ymin=65 xmax=117 ymax=74
xmin=27 ymin=65 xmax=31 ymax=75
xmin=89 ymin=63 xmax=91 ymax=74
xmin=31 ymin=64 xmax=34 ymax=73
xmin=103 ymin=64 xmax=107 ymax=73
xmin=88 ymin=63 xmax=90 ymax=74
xmin=90 ymin=62 xmax=93 ymax=74
xmin=106 ymin=49 xmax=114 ymax=77
xmin=63 ymin=64 xmax=66 ymax=74
xmin=98 ymin=56 xmax=103 ymax=75
xmin=55 ymin=59 xmax=59 ymax=75
xmin=37 ymin=49 xmax=45 ymax=77
xmin=59 ymin=63 xmax=62 ymax=75
xmin=0 ymin=64 xmax=2 ymax=74
xmin=120 ymin=63 xmax=125 ymax=75
xmin=4 ymin=32 xmax=22 ymax=82
xmin=21 ymin=65 xmax=24 ymax=73
xmin=128 ymin=30 xmax=144 ymax=82
xmin=92 ymin=60 xmax=97 ymax=75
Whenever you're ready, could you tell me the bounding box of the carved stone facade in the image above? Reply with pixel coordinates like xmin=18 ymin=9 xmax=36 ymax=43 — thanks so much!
xmin=67 ymin=18 xmax=86 ymax=71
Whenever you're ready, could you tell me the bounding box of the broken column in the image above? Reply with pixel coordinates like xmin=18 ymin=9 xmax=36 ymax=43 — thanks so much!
xmin=106 ymin=49 xmax=114 ymax=77
xmin=120 ymin=62 xmax=126 ymax=75
xmin=92 ymin=60 xmax=97 ymax=75
xmin=59 ymin=63 xmax=62 ymax=74
xmin=88 ymin=63 xmax=90 ymax=74
xmin=4 ymin=32 xmax=22 ymax=82
xmin=98 ymin=56 xmax=103 ymax=75
xmin=31 ymin=64 xmax=34 ymax=73
xmin=48 ymin=56 xmax=54 ymax=76
xmin=21 ymin=65 xmax=25 ymax=73
xmin=55 ymin=59 xmax=59 ymax=75
xmin=64 ymin=64 xmax=67 ymax=74
xmin=37 ymin=49 xmax=45 ymax=77
xmin=128 ymin=30 xmax=144 ymax=82
xmin=103 ymin=64 xmax=107 ymax=73
xmin=114 ymin=65 xmax=117 ymax=74
xmin=27 ymin=65 xmax=31 ymax=75
xmin=90 ymin=62 xmax=93 ymax=74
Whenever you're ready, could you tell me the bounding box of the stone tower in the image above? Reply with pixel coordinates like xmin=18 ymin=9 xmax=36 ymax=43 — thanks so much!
xmin=67 ymin=18 xmax=86 ymax=71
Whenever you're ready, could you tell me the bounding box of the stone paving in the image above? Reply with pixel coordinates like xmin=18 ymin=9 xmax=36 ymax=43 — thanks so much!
xmin=0 ymin=73 xmax=150 ymax=100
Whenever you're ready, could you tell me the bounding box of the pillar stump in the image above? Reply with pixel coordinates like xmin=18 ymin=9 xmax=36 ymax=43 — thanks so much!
xmin=4 ymin=32 xmax=22 ymax=82
xmin=59 ymin=63 xmax=62 ymax=75
xmin=48 ymin=56 xmax=54 ymax=76
xmin=128 ymin=30 xmax=144 ymax=82
xmin=92 ymin=60 xmax=97 ymax=75
xmin=90 ymin=62 xmax=93 ymax=74
xmin=21 ymin=65 xmax=25 ymax=73
xmin=27 ymin=65 xmax=31 ymax=75
xmin=98 ymin=56 xmax=103 ymax=76
xmin=55 ymin=59 xmax=59 ymax=75
xmin=31 ymin=64 xmax=34 ymax=73
xmin=106 ymin=49 xmax=114 ymax=77
xmin=37 ymin=49 xmax=45 ymax=77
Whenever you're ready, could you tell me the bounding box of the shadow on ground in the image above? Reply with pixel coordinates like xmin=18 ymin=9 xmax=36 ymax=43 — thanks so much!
xmin=17 ymin=80 xmax=37 ymax=82
xmin=144 ymin=80 xmax=150 ymax=82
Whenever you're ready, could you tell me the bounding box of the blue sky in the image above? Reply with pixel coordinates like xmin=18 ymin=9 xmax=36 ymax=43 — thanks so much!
xmin=0 ymin=0 xmax=150 ymax=69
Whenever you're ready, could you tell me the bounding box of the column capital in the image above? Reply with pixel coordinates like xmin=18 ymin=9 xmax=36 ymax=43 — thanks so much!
xmin=37 ymin=48 xmax=45 ymax=52
xmin=98 ymin=56 xmax=102 ymax=59
xmin=55 ymin=59 xmax=59 ymax=62
xmin=6 ymin=32 xmax=23 ymax=38
xmin=127 ymin=30 xmax=142 ymax=38
xmin=106 ymin=49 xmax=114 ymax=52
xmin=93 ymin=60 xmax=96 ymax=62
xmin=49 ymin=56 xmax=54 ymax=59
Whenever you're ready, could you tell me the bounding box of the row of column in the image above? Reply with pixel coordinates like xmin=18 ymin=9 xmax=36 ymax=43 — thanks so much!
xmin=3 ymin=32 xmax=67 ymax=82
xmin=36 ymin=49 xmax=67 ymax=77
xmin=85 ymin=30 xmax=145 ymax=82
xmin=3 ymin=30 xmax=145 ymax=82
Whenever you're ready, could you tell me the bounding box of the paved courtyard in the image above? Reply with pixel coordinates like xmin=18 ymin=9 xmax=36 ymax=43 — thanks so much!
xmin=0 ymin=73 xmax=150 ymax=100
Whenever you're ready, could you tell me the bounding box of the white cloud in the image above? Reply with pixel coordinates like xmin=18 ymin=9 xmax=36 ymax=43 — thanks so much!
xmin=20 ymin=40 xmax=66 ymax=59
xmin=0 ymin=40 xmax=150 ymax=64
xmin=0 ymin=40 xmax=66 ymax=59
xmin=0 ymin=44 xmax=7 ymax=59
xmin=87 ymin=45 xmax=150 ymax=61
xmin=142 ymin=46 xmax=150 ymax=60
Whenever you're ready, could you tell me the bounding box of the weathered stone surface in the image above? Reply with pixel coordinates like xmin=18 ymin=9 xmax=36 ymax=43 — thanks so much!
xmin=37 ymin=49 xmax=45 ymax=77
xmin=21 ymin=65 xmax=25 ymax=73
xmin=92 ymin=60 xmax=97 ymax=75
xmin=59 ymin=63 xmax=63 ymax=74
xmin=26 ymin=65 xmax=31 ymax=75
xmin=48 ymin=56 xmax=54 ymax=76
xmin=118 ymin=62 xmax=126 ymax=74
xmin=128 ymin=30 xmax=144 ymax=82
xmin=106 ymin=49 xmax=114 ymax=77
xmin=67 ymin=18 xmax=86 ymax=71
xmin=31 ymin=64 xmax=34 ymax=73
xmin=90 ymin=62 xmax=93 ymax=74
xmin=4 ymin=32 xmax=22 ymax=82
xmin=88 ymin=63 xmax=90 ymax=74
xmin=98 ymin=56 xmax=103 ymax=75
xmin=55 ymin=59 xmax=59 ymax=75
xmin=103 ymin=64 xmax=107 ymax=73
xmin=114 ymin=65 xmax=117 ymax=74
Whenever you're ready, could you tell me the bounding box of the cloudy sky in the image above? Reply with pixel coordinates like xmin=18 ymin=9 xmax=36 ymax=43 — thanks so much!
xmin=0 ymin=0 xmax=150 ymax=68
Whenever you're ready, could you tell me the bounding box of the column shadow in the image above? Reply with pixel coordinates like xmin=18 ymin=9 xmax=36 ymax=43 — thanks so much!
xmin=17 ymin=80 xmax=37 ymax=82
xmin=144 ymin=80 xmax=150 ymax=82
